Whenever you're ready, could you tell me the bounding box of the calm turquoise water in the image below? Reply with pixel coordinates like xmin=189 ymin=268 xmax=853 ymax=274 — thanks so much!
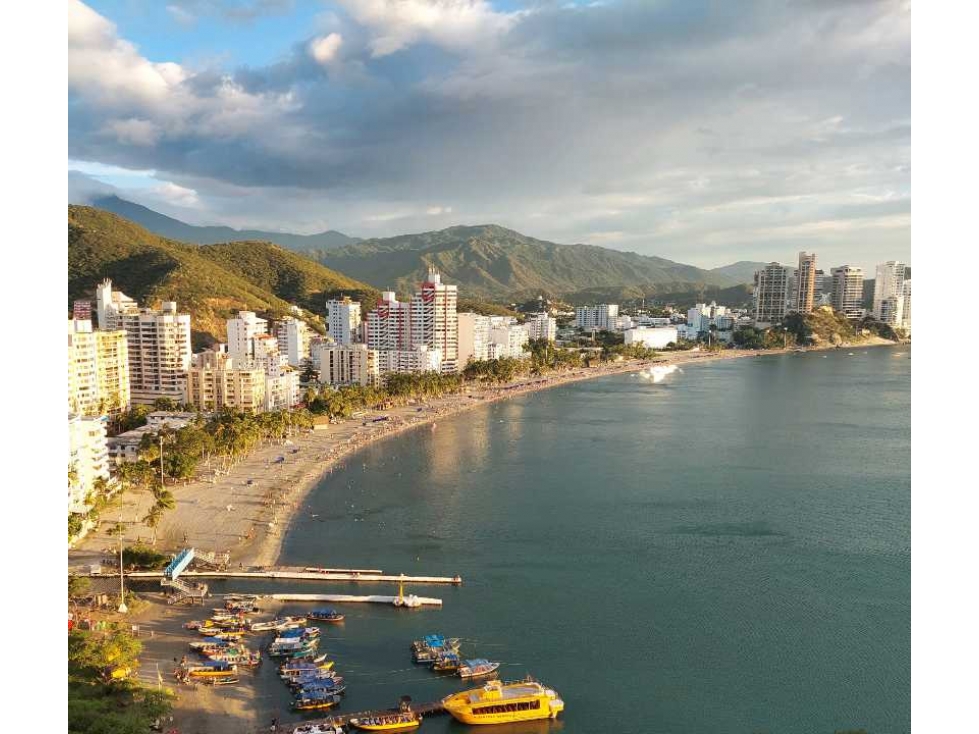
xmin=246 ymin=348 xmax=910 ymax=733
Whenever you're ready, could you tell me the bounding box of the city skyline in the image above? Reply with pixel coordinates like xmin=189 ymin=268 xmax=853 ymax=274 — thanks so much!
xmin=68 ymin=0 xmax=910 ymax=270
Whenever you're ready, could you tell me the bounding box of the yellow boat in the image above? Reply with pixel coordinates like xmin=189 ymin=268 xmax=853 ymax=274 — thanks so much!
xmin=348 ymin=713 xmax=421 ymax=731
xmin=441 ymin=678 xmax=564 ymax=725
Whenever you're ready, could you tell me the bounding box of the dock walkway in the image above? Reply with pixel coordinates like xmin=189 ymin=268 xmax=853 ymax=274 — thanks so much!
xmin=114 ymin=567 xmax=463 ymax=585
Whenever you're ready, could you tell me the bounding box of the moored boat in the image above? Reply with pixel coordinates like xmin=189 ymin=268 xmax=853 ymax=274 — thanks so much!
xmin=441 ymin=678 xmax=564 ymax=725
xmin=431 ymin=651 xmax=460 ymax=672
xmin=458 ymin=659 xmax=500 ymax=679
xmin=292 ymin=721 xmax=344 ymax=734
xmin=348 ymin=713 xmax=421 ymax=731
xmin=308 ymin=608 xmax=345 ymax=623
xmin=292 ymin=690 xmax=342 ymax=711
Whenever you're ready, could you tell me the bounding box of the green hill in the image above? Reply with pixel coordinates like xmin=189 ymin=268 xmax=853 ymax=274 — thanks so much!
xmin=68 ymin=206 xmax=379 ymax=346
xmin=314 ymin=224 xmax=742 ymax=300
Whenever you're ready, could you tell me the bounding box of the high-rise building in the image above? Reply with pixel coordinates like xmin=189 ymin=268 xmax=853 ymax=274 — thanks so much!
xmin=275 ymin=317 xmax=311 ymax=367
xmin=752 ymin=263 xmax=789 ymax=324
xmin=900 ymin=279 xmax=911 ymax=331
xmin=226 ymin=311 xmax=269 ymax=363
xmin=325 ymin=297 xmax=362 ymax=346
xmin=316 ymin=343 xmax=380 ymax=386
xmin=795 ymin=252 xmax=817 ymax=314
xmin=95 ymin=281 xmax=190 ymax=405
xmin=185 ymin=350 xmax=266 ymax=412
xmin=68 ymin=413 xmax=111 ymax=514
xmin=95 ymin=278 xmax=138 ymax=329
xmin=873 ymin=261 xmax=908 ymax=325
xmin=575 ymin=304 xmax=620 ymax=331
xmin=366 ymin=292 xmax=413 ymax=351
xmin=830 ymin=266 xmax=865 ymax=320
xmin=410 ymin=269 xmax=459 ymax=372
xmin=524 ymin=313 xmax=557 ymax=342
xmin=458 ymin=312 xmax=491 ymax=366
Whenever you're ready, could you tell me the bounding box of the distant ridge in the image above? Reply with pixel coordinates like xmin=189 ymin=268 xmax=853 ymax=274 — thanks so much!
xmin=315 ymin=224 xmax=749 ymax=301
xmin=90 ymin=195 xmax=360 ymax=251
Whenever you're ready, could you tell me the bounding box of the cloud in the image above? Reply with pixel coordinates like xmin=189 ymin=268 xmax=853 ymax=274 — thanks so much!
xmin=309 ymin=33 xmax=343 ymax=65
xmin=68 ymin=0 xmax=911 ymax=268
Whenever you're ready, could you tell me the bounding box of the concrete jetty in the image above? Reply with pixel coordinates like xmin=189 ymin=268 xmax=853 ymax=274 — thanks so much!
xmin=119 ymin=567 xmax=463 ymax=585
xmin=267 ymin=592 xmax=443 ymax=607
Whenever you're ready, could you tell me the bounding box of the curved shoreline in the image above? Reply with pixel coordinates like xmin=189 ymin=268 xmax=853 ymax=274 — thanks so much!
xmin=68 ymin=341 xmax=901 ymax=573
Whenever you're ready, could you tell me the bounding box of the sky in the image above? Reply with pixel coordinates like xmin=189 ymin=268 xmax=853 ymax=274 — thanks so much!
xmin=68 ymin=0 xmax=911 ymax=270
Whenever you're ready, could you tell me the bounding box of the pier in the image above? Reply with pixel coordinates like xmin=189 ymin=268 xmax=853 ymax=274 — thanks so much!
xmin=294 ymin=700 xmax=447 ymax=730
xmin=121 ymin=568 xmax=463 ymax=585
xmin=267 ymin=592 xmax=442 ymax=607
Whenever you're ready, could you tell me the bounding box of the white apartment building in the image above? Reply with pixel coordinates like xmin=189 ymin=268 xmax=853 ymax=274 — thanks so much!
xmin=377 ymin=345 xmax=443 ymax=375
xmin=753 ymin=263 xmax=789 ymax=325
xmin=458 ymin=312 xmax=491 ymax=366
xmin=489 ymin=317 xmax=530 ymax=359
xmin=227 ymin=311 xmax=269 ymax=363
xmin=97 ymin=281 xmax=191 ymax=405
xmin=276 ymin=317 xmax=311 ymax=367
xmin=366 ymin=292 xmax=413 ymax=351
xmin=901 ymin=280 xmax=911 ymax=331
xmin=68 ymin=413 xmax=111 ymax=514
xmin=831 ymin=266 xmax=865 ymax=320
xmin=410 ymin=270 xmax=459 ymax=372
xmin=185 ymin=350 xmax=266 ymax=412
xmin=326 ymin=297 xmax=362 ymax=346
xmin=624 ymin=326 xmax=679 ymax=350
xmin=316 ymin=343 xmax=381 ymax=386
xmin=575 ymin=304 xmax=620 ymax=331
xmin=795 ymin=252 xmax=817 ymax=313
xmin=872 ymin=261 xmax=908 ymax=325
xmin=524 ymin=313 xmax=557 ymax=342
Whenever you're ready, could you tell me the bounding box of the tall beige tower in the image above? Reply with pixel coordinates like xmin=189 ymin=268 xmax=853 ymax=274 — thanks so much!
xmin=795 ymin=252 xmax=817 ymax=314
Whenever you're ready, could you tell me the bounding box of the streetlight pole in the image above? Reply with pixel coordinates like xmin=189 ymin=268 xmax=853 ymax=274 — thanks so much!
xmin=159 ymin=433 xmax=165 ymax=492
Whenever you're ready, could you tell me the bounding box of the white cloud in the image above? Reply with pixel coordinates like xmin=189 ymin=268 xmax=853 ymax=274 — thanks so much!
xmin=309 ymin=33 xmax=343 ymax=65
xmin=166 ymin=4 xmax=197 ymax=27
xmin=426 ymin=206 xmax=452 ymax=215
xmin=151 ymin=182 xmax=201 ymax=208
xmin=337 ymin=0 xmax=520 ymax=57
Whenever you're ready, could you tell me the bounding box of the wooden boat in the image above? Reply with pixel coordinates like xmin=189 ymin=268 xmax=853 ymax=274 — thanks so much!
xmin=292 ymin=691 xmax=342 ymax=711
xmin=411 ymin=634 xmax=460 ymax=664
xmin=458 ymin=659 xmax=500 ymax=679
xmin=200 ymin=675 xmax=239 ymax=686
xmin=183 ymin=661 xmax=238 ymax=678
xmin=348 ymin=713 xmax=421 ymax=731
xmin=292 ymin=722 xmax=344 ymax=734
xmin=431 ymin=651 xmax=460 ymax=672
xmin=308 ymin=608 xmax=345 ymax=623
xmin=441 ymin=678 xmax=564 ymax=725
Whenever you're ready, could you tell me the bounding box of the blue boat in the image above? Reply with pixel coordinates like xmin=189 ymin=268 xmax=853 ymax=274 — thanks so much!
xmin=308 ymin=608 xmax=345 ymax=623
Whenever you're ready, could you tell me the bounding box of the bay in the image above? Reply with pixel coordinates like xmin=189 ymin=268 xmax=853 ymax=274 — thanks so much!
xmin=246 ymin=347 xmax=910 ymax=734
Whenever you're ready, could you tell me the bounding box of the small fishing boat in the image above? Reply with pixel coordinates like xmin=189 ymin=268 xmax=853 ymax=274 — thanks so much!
xmin=308 ymin=609 xmax=345 ymax=623
xmin=292 ymin=721 xmax=344 ymax=734
xmin=411 ymin=634 xmax=460 ymax=663
xmin=288 ymin=673 xmax=344 ymax=689
xmin=348 ymin=713 xmax=421 ymax=731
xmin=183 ymin=660 xmax=238 ymax=678
xmin=200 ymin=675 xmax=239 ymax=686
xmin=431 ymin=651 xmax=461 ymax=672
xmin=458 ymin=659 xmax=500 ymax=679
xmin=292 ymin=691 xmax=342 ymax=711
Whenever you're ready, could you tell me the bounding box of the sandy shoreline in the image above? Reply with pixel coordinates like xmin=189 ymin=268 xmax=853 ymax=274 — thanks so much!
xmin=69 ymin=341 xmax=898 ymax=573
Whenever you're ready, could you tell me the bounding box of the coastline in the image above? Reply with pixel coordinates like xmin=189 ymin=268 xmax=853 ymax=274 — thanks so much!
xmin=69 ymin=339 xmax=900 ymax=573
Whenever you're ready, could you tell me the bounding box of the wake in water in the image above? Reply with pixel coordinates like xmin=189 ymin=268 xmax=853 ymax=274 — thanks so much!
xmin=636 ymin=364 xmax=681 ymax=383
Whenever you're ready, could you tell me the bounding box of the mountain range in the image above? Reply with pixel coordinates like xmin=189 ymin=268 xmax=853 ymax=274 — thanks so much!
xmin=80 ymin=197 xmax=763 ymax=303
xmin=68 ymin=206 xmax=377 ymax=346
xmin=90 ymin=195 xmax=360 ymax=251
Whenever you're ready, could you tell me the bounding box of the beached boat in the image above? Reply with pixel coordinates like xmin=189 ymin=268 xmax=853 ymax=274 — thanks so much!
xmin=206 ymin=650 xmax=261 ymax=666
xmin=458 ymin=659 xmax=500 ymax=679
xmin=182 ymin=661 xmax=239 ymax=678
xmin=441 ymin=678 xmax=564 ymax=725
xmin=200 ymin=675 xmax=239 ymax=686
xmin=308 ymin=608 xmax=345 ymax=623
xmin=348 ymin=713 xmax=421 ymax=731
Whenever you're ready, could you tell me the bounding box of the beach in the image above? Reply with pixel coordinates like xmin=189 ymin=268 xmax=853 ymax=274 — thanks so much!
xmin=68 ymin=342 xmax=895 ymax=573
